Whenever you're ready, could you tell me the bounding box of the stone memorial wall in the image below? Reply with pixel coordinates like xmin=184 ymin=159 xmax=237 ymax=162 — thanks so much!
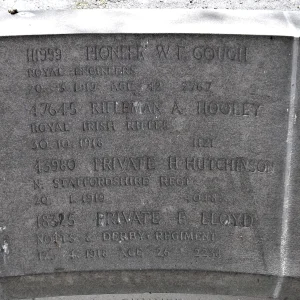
xmin=0 ymin=10 xmax=300 ymax=300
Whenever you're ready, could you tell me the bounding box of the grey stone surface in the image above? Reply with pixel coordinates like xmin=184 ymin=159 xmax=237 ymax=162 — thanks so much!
xmin=0 ymin=0 xmax=300 ymax=10
xmin=0 ymin=8 xmax=300 ymax=300
xmin=1 ymin=10 xmax=300 ymax=37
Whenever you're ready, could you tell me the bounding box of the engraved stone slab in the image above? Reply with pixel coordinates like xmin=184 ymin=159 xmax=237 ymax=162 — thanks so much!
xmin=0 ymin=33 xmax=289 ymax=275
xmin=0 ymin=9 xmax=300 ymax=300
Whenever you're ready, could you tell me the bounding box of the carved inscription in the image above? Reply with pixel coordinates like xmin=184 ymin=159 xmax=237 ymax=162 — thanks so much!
xmin=27 ymin=48 xmax=62 ymax=62
xmin=198 ymin=101 xmax=261 ymax=117
xmin=86 ymin=45 xmax=145 ymax=61
xmin=0 ymin=34 xmax=284 ymax=276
